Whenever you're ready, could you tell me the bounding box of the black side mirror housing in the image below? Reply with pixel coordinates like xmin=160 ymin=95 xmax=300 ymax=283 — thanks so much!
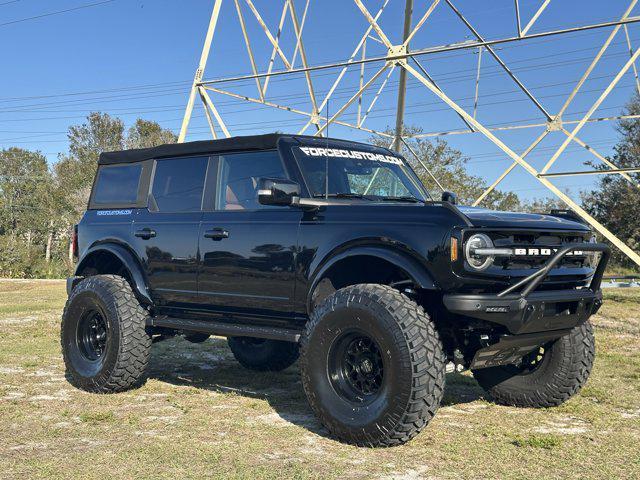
xmin=257 ymin=177 xmax=301 ymax=206
xmin=441 ymin=191 xmax=458 ymax=205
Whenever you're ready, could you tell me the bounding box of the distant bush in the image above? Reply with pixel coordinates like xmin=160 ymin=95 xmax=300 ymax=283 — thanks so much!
xmin=0 ymin=236 xmax=73 ymax=279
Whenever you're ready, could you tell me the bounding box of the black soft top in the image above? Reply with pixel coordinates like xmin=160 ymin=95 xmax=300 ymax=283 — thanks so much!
xmin=98 ymin=133 xmax=394 ymax=165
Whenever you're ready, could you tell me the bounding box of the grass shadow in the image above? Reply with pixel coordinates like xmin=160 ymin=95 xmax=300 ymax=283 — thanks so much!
xmin=147 ymin=336 xmax=488 ymax=435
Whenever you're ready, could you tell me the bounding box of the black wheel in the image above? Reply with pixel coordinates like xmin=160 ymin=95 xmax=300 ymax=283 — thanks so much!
xmin=184 ymin=333 xmax=210 ymax=343
xmin=227 ymin=337 xmax=299 ymax=372
xmin=472 ymin=321 xmax=595 ymax=408
xmin=300 ymin=284 xmax=446 ymax=447
xmin=61 ymin=275 xmax=152 ymax=393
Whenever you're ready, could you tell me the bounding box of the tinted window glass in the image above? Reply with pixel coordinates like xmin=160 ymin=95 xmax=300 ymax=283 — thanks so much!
xmin=218 ymin=151 xmax=287 ymax=210
xmin=291 ymin=145 xmax=427 ymax=201
xmin=92 ymin=164 xmax=142 ymax=205
xmin=152 ymin=156 xmax=208 ymax=212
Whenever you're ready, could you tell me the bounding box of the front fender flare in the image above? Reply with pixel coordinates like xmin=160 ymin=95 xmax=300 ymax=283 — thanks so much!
xmin=75 ymin=243 xmax=153 ymax=305
xmin=306 ymin=246 xmax=437 ymax=312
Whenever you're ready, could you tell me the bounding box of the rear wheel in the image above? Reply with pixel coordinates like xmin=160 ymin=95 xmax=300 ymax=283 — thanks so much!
xmin=61 ymin=275 xmax=151 ymax=393
xmin=227 ymin=337 xmax=299 ymax=371
xmin=300 ymin=284 xmax=446 ymax=447
xmin=472 ymin=321 xmax=595 ymax=408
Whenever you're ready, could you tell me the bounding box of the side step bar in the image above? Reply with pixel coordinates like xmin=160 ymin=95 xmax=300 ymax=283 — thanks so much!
xmin=147 ymin=316 xmax=302 ymax=343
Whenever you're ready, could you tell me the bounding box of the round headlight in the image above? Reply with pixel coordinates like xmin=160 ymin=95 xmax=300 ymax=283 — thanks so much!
xmin=465 ymin=233 xmax=495 ymax=271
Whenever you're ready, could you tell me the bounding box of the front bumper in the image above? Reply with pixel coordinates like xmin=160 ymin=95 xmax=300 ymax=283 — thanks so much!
xmin=443 ymin=288 xmax=603 ymax=335
xmin=443 ymin=243 xmax=610 ymax=369
xmin=444 ymin=242 xmax=609 ymax=334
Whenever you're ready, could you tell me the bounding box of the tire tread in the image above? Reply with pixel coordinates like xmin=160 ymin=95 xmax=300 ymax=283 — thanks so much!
xmin=300 ymin=284 xmax=446 ymax=447
xmin=61 ymin=275 xmax=151 ymax=393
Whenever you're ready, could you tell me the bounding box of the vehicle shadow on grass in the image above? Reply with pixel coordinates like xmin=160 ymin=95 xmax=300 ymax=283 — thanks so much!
xmin=147 ymin=336 xmax=487 ymax=436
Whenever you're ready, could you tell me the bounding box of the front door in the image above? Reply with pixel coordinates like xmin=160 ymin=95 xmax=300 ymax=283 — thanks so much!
xmin=132 ymin=155 xmax=211 ymax=309
xmin=198 ymin=150 xmax=300 ymax=320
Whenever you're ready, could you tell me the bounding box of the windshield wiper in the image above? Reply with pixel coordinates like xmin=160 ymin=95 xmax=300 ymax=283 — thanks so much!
xmin=380 ymin=196 xmax=423 ymax=203
xmin=313 ymin=193 xmax=376 ymax=201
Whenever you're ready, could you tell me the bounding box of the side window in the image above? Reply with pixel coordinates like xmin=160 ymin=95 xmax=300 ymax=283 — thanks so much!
xmin=92 ymin=164 xmax=142 ymax=207
xmin=218 ymin=151 xmax=287 ymax=211
xmin=348 ymin=167 xmax=411 ymax=197
xmin=151 ymin=156 xmax=208 ymax=212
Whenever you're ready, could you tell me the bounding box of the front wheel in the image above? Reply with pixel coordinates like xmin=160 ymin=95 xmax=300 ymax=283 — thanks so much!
xmin=472 ymin=321 xmax=595 ymax=408
xmin=300 ymin=284 xmax=446 ymax=447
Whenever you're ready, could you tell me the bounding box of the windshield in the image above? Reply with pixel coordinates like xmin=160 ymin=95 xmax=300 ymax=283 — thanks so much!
xmin=290 ymin=144 xmax=430 ymax=201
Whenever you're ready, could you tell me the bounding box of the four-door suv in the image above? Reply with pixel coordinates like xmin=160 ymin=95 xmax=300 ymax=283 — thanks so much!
xmin=62 ymin=133 xmax=609 ymax=447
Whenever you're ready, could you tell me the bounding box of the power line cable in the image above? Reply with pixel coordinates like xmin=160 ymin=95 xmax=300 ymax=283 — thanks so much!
xmin=0 ymin=0 xmax=116 ymax=28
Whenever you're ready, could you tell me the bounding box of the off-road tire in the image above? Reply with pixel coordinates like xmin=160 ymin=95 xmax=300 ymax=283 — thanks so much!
xmin=472 ymin=321 xmax=595 ymax=408
xmin=61 ymin=275 xmax=152 ymax=393
xmin=300 ymin=284 xmax=446 ymax=447
xmin=227 ymin=337 xmax=299 ymax=371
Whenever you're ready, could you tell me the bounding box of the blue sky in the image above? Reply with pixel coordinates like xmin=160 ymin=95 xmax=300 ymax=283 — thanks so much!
xmin=1 ymin=0 xmax=639 ymax=202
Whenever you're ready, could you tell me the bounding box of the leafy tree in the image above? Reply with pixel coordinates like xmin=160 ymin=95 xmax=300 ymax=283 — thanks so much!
xmin=56 ymin=113 xmax=177 ymax=222
xmin=520 ymin=195 xmax=568 ymax=213
xmin=127 ymin=119 xmax=178 ymax=149
xmin=0 ymin=113 xmax=178 ymax=276
xmin=372 ymin=128 xmax=520 ymax=210
xmin=0 ymin=148 xmax=51 ymax=238
xmin=57 ymin=112 xmax=125 ymax=197
xmin=0 ymin=148 xmax=67 ymax=275
xmin=583 ymin=94 xmax=640 ymax=267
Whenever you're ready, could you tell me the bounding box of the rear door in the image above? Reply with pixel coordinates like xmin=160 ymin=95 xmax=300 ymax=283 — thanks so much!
xmin=198 ymin=150 xmax=301 ymax=319
xmin=132 ymin=155 xmax=211 ymax=309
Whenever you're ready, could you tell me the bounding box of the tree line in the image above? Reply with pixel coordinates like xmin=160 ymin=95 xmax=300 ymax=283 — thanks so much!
xmin=0 ymin=113 xmax=177 ymax=277
xmin=1 ymin=97 xmax=639 ymax=278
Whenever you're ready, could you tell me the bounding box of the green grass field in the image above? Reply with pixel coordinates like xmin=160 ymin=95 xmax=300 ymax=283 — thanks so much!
xmin=0 ymin=280 xmax=638 ymax=479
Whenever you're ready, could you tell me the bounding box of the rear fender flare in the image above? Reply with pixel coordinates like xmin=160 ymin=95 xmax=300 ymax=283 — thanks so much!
xmin=75 ymin=243 xmax=152 ymax=306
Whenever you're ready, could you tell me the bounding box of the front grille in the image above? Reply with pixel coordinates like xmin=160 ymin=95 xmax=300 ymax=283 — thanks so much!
xmin=488 ymin=232 xmax=590 ymax=271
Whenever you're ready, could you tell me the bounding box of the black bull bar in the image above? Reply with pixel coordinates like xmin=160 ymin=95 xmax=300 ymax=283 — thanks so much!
xmin=443 ymin=243 xmax=611 ymax=369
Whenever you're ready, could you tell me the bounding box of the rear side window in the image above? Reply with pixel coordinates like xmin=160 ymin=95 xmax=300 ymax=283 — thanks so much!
xmin=92 ymin=164 xmax=142 ymax=206
xmin=151 ymin=156 xmax=208 ymax=212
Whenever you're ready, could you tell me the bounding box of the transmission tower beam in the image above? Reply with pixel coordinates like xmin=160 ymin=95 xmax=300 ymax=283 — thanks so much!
xmin=400 ymin=58 xmax=640 ymax=266
xmin=177 ymin=0 xmax=640 ymax=266
xmin=393 ymin=0 xmax=414 ymax=152
xmin=178 ymin=0 xmax=223 ymax=143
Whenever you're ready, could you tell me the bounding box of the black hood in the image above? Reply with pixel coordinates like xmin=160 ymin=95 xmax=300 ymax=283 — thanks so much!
xmin=456 ymin=206 xmax=590 ymax=231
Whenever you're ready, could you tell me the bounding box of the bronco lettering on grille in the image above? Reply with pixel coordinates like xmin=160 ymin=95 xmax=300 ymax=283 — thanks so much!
xmin=513 ymin=247 xmax=583 ymax=256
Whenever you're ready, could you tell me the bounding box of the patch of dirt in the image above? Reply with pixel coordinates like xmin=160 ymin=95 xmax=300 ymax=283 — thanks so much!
xmin=621 ymin=408 xmax=640 ymax=419
xmin=0 ymin=367 xmax=24 ymax=375
xmin=382 ymin=466 xmax=437 ymax=480
xmin=6 ymin=442 xmax=50 ymax=452
xmin=298 ymin=433 xmax=328 ymax=455
xmin=0 ymin=390 xmax=25 ymax=400
xmin=28 ymin=389 xmax=72 ymax=402
xmin=532 ymin=416 xmax=590 ymax=435
xmin=253 ymin=412 xmax=319 ymax=429
xmin=0 ymin=316 xmax=37 ymax=325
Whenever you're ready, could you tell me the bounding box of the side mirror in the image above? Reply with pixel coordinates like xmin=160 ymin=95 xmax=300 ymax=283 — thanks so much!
xmin=441 ymin=191 xmax=458 ymax=205
xmin=257 ymin=177 xmax=300 ymax=206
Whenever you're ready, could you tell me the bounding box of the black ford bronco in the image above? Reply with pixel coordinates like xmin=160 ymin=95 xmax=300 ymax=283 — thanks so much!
xmin=62 ymin=133 xmax=609 ymax=447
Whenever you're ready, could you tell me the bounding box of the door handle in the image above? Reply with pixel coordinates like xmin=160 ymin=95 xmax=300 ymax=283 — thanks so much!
xmin=204 ymin=228 xmax=229 ymax=240
xmin=135 ymin=228 xmax=156 ymax=240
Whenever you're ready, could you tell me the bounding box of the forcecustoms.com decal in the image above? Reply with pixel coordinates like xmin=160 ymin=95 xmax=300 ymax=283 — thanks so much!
xmin=297 ymin=146 xmax=404 ymax=166
xmin=96 ymin=209 xmax=133 ymax=216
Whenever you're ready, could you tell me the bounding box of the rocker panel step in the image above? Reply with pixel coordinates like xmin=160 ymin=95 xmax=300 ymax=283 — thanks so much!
xmin=148 ymin=316 xmax=302 ymax=343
